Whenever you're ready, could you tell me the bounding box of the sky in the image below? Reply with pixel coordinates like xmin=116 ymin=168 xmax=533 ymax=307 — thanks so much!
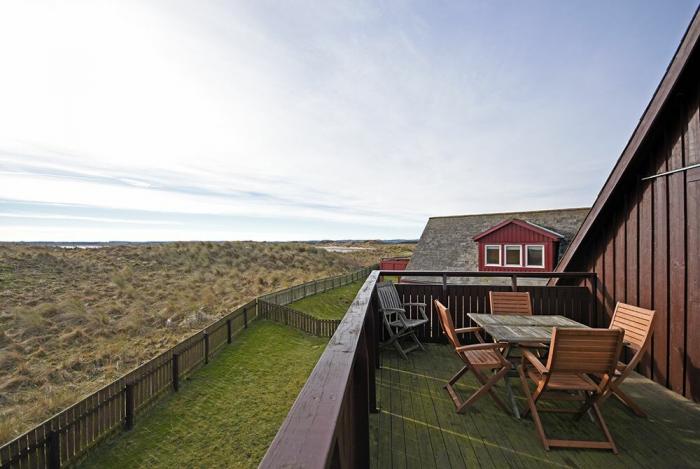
xmin=0 ymin=1 xmax=698 ymax=241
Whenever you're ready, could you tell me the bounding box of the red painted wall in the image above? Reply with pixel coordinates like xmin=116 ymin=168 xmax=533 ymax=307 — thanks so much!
xmin=476 ymin=223 xmax=558 ymax=271
xmin=379 ymin=257 xmax=410 ymax=271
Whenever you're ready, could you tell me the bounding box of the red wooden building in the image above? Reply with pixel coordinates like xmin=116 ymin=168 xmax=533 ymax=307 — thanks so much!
xmin=473 ymin=219 xmax=563 ymax=272
xmin=378 ymin=257 xmax=410 ymax=271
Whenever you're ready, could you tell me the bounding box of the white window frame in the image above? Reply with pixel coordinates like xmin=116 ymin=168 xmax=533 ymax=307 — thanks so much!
xmin=484 ymin=245 xmax=501 ymax=266
xmin=525 ymin=244 xmax=545 ymax=268
xmin=503 ymin=245 xmax=522 ymax=267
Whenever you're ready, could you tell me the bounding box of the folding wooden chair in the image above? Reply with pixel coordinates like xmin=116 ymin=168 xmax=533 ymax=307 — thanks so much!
xmin=518 ymin=327 xmax=625 ymax=453
xmin=377 ymin=282 xmax=429 ymax=359
xmin=601 ymin=302 xmax=656 ymax=417
xmin=489 ymin=291 xmax=545 ymax=352
xmin=434 ymin=300 xmax=511 ymax=414
xmin=489 ymin=291 xmax=533 ymax=315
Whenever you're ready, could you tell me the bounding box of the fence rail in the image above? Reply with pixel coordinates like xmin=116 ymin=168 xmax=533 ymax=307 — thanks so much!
xmin=258 ymin=301 xmax=341 ymax=338
xmin=0 ymin=266 xmax=375 ymax=469
xmin=259 ymin=266 xmax=375 ymax=306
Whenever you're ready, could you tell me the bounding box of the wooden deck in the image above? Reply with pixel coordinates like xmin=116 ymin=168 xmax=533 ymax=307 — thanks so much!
xmin=370 ymin=343 xmax=700 ymax=468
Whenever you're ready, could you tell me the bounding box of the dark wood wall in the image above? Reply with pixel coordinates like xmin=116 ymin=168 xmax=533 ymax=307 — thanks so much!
xmin=565 ymin=47 xmax=700 ymax=401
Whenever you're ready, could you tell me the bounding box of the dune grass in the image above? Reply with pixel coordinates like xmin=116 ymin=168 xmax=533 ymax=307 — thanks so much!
xmin=76 ymin=321 xmax=326 ymax=469
xmin=288 ymin=280 xmax=364 ymax=319
xmin=0 ymin=241 xmax=414 ymax=443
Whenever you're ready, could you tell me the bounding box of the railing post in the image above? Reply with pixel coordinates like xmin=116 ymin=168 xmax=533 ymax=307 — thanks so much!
xmin=367 ymin=300 xmax=378 ymax=413
xmin=353 ymin=334 xmax=371 ymax=469
xmin=204 ymin=332 xmax=209 ymax=364
xmin=172 ymin=353 xmax=180 ymax=392
xmin=227 ymin=319 xmax=232 ymax=344
xmin=47 ymin=429 xmax=60 ymax=469
xmin=591 ymin=275 xmax=598 ymax=327
xmin=125 ymin=383 xmax=135 ymax=430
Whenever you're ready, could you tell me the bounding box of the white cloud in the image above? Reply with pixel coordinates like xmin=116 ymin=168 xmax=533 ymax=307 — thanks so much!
xmin=0 ymin=0 xmax=691 ymax=240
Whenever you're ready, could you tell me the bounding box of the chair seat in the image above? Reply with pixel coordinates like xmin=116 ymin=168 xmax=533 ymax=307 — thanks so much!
xmin=388 ymin=318 xmax=429 ymax=328
xmin=527 ymin=369 xmax=598 ymax=391
xmin=461 ymin=349 xmax=503 ymax=367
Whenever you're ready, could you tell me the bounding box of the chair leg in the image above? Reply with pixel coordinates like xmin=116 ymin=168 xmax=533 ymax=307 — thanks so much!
xmin=591 ymin=402 xmax=618 ymax=454
xmin=611 ymin=384 xmax=646 ymax=417
xmin=518 ymin=365 xmax=549 ymax=450
xmin=410 ymin=330 xmax=426 ymax=352
xmin=470 ymin=366 xmax=510 ymax=415
xmin=444 ymin=365 xmax=509 ymax=415
xmin=444 ymin=366 xmax=469 ymax=410
xmin=393 ymin=339 xmax=408 ymax=360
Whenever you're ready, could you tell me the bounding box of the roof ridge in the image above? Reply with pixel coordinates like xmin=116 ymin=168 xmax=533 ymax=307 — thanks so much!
xmin=428 ymin=207 xmax=590 ymax=220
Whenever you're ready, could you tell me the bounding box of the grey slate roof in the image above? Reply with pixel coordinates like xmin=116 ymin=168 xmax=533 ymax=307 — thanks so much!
xmin=405 ymin=207 xmax=589 ymax=285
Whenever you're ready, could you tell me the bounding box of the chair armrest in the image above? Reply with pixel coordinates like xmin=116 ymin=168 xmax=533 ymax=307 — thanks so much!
xmin=405 ymin=302 xmax=429 ymax=322
xmin=455 ymin=327 xmax=483 ymax=334
xmin=381 ymin=307 xmax=406 ymax=313
xmin=456 ymin=342 xmax=506 ymax=352
xmin=522 ymin=349 xmax=548 ymax=375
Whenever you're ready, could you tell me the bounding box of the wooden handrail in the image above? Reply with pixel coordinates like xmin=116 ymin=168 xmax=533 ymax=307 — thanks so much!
xmin=260 ymin=271 xmax=380 ymax=468
xmin=380 ymin=270 xmax=595 ymax=278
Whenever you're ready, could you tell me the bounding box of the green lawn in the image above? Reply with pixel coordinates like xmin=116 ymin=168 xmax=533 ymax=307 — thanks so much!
xmin=288 ymin=280 xmax=364 ymax=319
xmin=76 ymin=321 xmax=326 ymax=469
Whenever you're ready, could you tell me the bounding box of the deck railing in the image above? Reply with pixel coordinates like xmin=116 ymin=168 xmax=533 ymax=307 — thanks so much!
xmin=260 ymin=270 xmax=596 ymax=468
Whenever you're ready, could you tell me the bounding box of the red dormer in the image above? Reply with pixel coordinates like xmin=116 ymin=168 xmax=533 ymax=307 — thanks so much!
xmin=473 ymin=219 xmax=563 ymax=272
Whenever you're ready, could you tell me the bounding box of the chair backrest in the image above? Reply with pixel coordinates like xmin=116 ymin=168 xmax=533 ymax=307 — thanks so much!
xmin=489 ymin=291 xmax=533 ymax=315
xmin=434 ymin=300 xmax=462 ymax=349
xmin=376 ymin=282 xmax=404 ymax=313
xmin=546 ymin=328 xmax=624 ymax=375
xmin=609 ymin=302 xmax=655 ymax=352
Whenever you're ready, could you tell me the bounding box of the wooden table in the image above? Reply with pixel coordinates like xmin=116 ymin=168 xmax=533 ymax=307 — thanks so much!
xmin=467 ymin=313 xmax=589 ymax=418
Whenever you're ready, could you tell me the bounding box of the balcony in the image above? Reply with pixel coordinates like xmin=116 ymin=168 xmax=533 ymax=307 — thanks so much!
xmin=260 ymin=271 xmax=700 ymax=468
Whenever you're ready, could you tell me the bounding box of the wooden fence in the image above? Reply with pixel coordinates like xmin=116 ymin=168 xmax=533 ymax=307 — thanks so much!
xmin=258 ymin=301 xmax=341 ymax=338
xmin=0 ymin=266 xmax=374 ymax=469
xmin=259 ymin=266 xmax=375 ymax=306
xmin=395 ymin=283 xmax=593 ymax=342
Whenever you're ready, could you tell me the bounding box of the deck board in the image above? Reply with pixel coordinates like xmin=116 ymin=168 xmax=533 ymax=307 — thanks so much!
xmin=371 ymin=344 xmax=700 ymax=468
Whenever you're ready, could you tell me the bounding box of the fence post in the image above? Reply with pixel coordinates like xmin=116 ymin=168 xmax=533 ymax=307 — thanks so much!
xmin=125 ymin=383 xmax=135 ymax=430
xmin=244 ymin=306 xmax=248 ymax=328
xmin=511 ymin=275 xmax=518 ymax=292
xmin=47 ymin=429 xmax=60 ymax=469
xmin=172 ymin=353 xmax=180 ymax=392
xmin=227 ymin=319 xmax=232 ymax=344
xmin=204 ymin=332 xmax=209 ymax=364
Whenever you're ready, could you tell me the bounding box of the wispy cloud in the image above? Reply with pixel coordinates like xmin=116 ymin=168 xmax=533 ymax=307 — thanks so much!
xmin=0 ymin=0 xmax=697 ymax=240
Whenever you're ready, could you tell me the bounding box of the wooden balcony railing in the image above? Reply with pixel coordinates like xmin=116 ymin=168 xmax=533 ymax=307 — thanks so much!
xmin=259 ymin=270 xmax=596 ymax=469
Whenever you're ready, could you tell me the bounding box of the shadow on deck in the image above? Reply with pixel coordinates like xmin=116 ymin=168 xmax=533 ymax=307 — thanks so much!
xmin=370 ymin=343 xmax=700 ymax=468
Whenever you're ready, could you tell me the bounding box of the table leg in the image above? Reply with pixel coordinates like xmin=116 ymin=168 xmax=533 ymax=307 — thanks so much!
xmin=502 ymin=344 xmax=521 ymax=419
xmin=503 ymin=375 xmax=520 ymax=419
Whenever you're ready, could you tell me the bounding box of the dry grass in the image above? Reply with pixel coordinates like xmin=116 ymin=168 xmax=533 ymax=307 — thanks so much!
xmin=0 ymin=240 xmax=413 ymax=445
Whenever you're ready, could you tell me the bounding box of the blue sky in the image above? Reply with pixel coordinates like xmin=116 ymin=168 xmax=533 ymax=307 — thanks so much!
xmin=0 ymin=1 xmax=698 ymax=241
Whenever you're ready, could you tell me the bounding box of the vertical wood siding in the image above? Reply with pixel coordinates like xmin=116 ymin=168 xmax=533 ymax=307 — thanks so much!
xmin=565 ymin=57 xmax=700 ymax=401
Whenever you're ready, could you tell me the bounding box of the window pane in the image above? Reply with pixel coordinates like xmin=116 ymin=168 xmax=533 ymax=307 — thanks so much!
xmin=527 ymin=246 xmax=543 ymax=266
xmin=505 ymin=246 xmax=521 ymax=265
xmin=486 ymin=247 xmax=500 ymax=264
